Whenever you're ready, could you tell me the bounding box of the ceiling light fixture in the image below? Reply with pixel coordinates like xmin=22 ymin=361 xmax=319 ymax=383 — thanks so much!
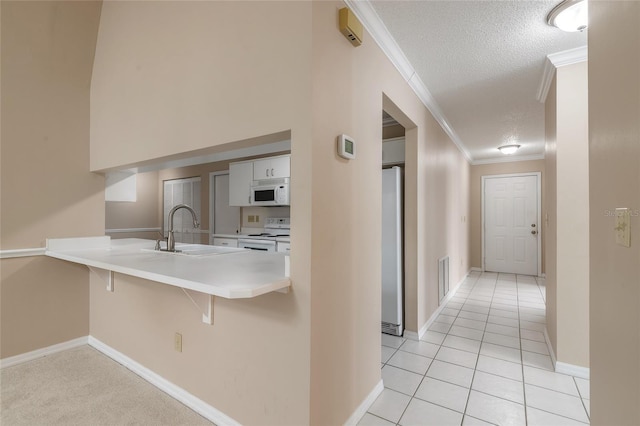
xmin=498 ymin=144 xmax=521 ymax=155
xmin=547 ymin=0 xmax=588 ymax=32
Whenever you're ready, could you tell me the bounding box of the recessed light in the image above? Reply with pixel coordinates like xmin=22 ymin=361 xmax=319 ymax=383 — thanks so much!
xmin=498 ymin=144 xmax=521 ymax=155
xmin=547 ymin=0 xmax=588 ymax=32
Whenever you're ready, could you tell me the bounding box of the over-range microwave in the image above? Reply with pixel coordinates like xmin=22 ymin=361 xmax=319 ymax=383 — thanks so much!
xmin=251 ymin=178 xmax=290 ymax=206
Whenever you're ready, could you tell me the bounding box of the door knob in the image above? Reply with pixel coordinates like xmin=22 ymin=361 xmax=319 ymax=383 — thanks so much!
xmin=531 ymin=230 xmax=537 ymax=235
xmin=531 ymin=224 xmax=536 ymax=227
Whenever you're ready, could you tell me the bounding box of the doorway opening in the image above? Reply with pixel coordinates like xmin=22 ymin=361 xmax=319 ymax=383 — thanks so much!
xmin=381 ymin=110 xmax=406 ymax=336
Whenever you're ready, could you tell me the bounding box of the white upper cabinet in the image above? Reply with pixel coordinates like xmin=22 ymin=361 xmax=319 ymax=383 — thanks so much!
xmin=229 ymin=161 xmax=253 ymax=206
xmin=253 ymin=155 xmax=290 ymax=180
xmin=229 ymin=154 xmax=291 ymax=206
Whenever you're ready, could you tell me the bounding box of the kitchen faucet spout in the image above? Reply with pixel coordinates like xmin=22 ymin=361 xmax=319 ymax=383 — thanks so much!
xmin=166 ymin=204 xmax=200 ymax=252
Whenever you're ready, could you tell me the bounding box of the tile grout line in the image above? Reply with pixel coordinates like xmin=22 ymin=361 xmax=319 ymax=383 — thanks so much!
xmin=417 ymin=271 xmax=482 ymax=425
xmin=573 ymin=375 xmax=591 ymax=421
xmin=373 ymin=273 xmax=584 ymax=426
xmin=427 ymin=271 xmax=482 ymax=424
xmin=460 ymin=271 xmax=496 ymax=423
xmin=389 ymin=274 xmax=479 ymax=425
xmin=517 ymin=274 xmax=530 ymax=426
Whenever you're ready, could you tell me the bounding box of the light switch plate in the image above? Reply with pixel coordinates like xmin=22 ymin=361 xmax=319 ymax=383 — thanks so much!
xmin=615 ymin=208 xmax=631 ymax=247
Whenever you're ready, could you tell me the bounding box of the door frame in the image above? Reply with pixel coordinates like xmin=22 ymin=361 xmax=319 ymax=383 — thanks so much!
xmin=209 ymin=170 xmax=234 ymax=244
xmin=162 ymin=176 xmax=202 ymax=243
xmin=481 ymin=172 xmax=542 ymax=277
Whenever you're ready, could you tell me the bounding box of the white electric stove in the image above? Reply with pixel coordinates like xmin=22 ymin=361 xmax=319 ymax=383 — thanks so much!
xmin=238 ymin=218 xmax=290 ymax=252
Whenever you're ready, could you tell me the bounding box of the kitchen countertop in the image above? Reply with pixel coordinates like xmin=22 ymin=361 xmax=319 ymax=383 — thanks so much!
xmin=45 ymin=237 xmax=290 ymax=299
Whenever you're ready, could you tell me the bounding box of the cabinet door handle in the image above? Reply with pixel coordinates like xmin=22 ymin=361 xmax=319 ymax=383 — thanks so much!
xmin=266 ymin=168 xmax=270 ymax=177
xmin=271 ymin=168 xmax=274 ymax=176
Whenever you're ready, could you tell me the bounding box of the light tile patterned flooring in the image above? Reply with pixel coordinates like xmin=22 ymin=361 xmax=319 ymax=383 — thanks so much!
xmin=360 ymin=272 xmax=590 ymax=426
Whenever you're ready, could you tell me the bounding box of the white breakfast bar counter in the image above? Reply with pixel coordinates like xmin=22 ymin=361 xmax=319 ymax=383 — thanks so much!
xmin=45 ymin=237 xmax=291 ymax=299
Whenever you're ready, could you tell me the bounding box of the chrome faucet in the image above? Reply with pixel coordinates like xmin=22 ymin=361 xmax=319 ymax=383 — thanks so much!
xmin=164 ymin=204 xmax=200 ymax=252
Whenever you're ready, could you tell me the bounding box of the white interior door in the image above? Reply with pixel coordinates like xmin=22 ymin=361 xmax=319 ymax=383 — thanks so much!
xmin=484 ymin=174 xmax=539 ymax=275
xmin=163 ymin=177 xmax=201 ymax=244
xmin=210 ymin=173 xmax=240 ymax=240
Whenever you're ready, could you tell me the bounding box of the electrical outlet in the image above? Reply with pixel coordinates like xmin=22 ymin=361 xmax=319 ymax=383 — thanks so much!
xmin=248 ymin=215 xmax=255 ymax=223
xmin=174 ymin=332 xmax=182 ymax=352
xmin=615 ymin=208 xmax=631 ymax=247
xmin=255 ymin=215 xmax=260 ymax=223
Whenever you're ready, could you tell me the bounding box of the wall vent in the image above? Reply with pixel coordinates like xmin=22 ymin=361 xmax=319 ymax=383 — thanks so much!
xmin=438 ymin=256 xmax=450 ymax=304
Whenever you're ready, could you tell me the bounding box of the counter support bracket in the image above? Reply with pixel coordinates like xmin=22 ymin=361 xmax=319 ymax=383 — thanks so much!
xmin=88 ymin=266 xmax=114 ymax=292
xmin=181 ymin=288 xmax=215 ymax=325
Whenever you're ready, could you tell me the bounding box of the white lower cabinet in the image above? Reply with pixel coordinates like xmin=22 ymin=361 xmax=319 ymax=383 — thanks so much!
xmin=213 ymin=237 xmax=238 ymax=248
xmin=276 ymin=242 xmax=290 ymax=253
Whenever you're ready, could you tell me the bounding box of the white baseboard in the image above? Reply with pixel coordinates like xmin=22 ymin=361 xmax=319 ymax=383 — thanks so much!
xmin=0 ymin=247 xmax=46 ymax=259
xmin=538 ymin=273 xmax=547 ymax=278
xmin=88 ymin=337 xmax=239 ymax=426
xmin=412 ymin=270 xmax=471 ymax=340
xmin=344 ymin=379 xmax=384 ymax=426
xmin=542 ymin=328 xmax=589 ymax=379
xmin=403 ymin=330 xmax=420 ymax=341
xmin=556 ymin=361 xmax=590 ymax=379
xmin=0 ymin=336 xmax=88 ymax=369
xmin=470 ymin=267 xmax=483 ymax=272
xmin=543 ymin=327 xmax=558 ymax=369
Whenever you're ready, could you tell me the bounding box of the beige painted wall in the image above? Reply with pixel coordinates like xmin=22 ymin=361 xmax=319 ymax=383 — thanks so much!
xmin=589 ymin=2 xmax=640 ymax=423
xmin=90 ymin=1 xmax=309 ymax=172
xmin=105 ymin=171 xmax=160 ymax=240
xmin=1 ymin=1 xmax=104 ymax=249
xmin=0 ymin=1 xmax=103 ymax=358
xmin=555 ymin=62 xmax=589 ymax=367
xmin=545 ymin=77 xmax=558 ymax=355
xmin=2 ymin=2 xmax=469 ymax=424
xmin=469 ymin=160 xmax=545 ymax=272
xmin=91 ymin=2 xmax=470 ymax=424
xmin=545 ymin=63 xmax=590 ymax=368
xmin=309 ymin=4 xmax=469 ymax=423
xmin=90 ymin=2 xmax=312 ymax=424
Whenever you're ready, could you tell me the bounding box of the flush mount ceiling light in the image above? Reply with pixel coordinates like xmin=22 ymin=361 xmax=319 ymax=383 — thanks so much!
xmin=547 ymin=0 xmax=588 ymax=32
xmin=498 ymin=144 xmax=521 ymax=155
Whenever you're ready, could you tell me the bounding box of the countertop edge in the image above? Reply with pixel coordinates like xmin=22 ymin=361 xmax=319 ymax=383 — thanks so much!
xmin=45 ymin=250 xmax=291 ymax=299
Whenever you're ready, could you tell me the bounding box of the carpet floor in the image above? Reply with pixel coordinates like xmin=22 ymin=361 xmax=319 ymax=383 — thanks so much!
xmin=1 ymin=345 xmax=213 ymax=425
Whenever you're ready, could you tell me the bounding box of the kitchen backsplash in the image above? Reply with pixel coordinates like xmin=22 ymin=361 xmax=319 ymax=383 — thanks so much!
xmin=241 ymin=206 xmax=290 ymax=228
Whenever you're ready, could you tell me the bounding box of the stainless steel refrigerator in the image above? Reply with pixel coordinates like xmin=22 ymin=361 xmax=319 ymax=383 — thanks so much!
xmin=381 ymin=167 xmax=403 ymax=336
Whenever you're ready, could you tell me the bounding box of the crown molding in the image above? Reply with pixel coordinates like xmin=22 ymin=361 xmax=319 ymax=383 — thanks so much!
xmin=537 ymin=45 xmax=588 ymax=103
xmin=344 ymin=0 xmax=472 ymax=163
xmin=471 ymin=154 xmax=545 ymax=166
xmin=549 ymin=45 xmax=588 ymax=67
xmin=536 ymin=59 xmax=556 ymax=103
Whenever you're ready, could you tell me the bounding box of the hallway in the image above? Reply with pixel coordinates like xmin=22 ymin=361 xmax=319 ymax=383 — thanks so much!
xmin=361 ymin=272 xmax=590 ymax=425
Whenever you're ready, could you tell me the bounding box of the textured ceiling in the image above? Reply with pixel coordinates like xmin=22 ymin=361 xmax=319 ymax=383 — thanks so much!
xmin=370 ymin=0 xmax=587 ymax=162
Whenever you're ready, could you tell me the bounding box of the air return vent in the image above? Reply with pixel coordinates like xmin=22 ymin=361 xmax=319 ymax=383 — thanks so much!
xmin=438 ymin=256 xmax=450 ymax=304
xmin=339 ymin=7 xmax=363 ymax=47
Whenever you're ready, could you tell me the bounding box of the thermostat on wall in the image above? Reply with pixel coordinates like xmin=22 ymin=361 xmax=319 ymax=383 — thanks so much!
xmin=337 ymin=134 xmax=356 ymax=160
